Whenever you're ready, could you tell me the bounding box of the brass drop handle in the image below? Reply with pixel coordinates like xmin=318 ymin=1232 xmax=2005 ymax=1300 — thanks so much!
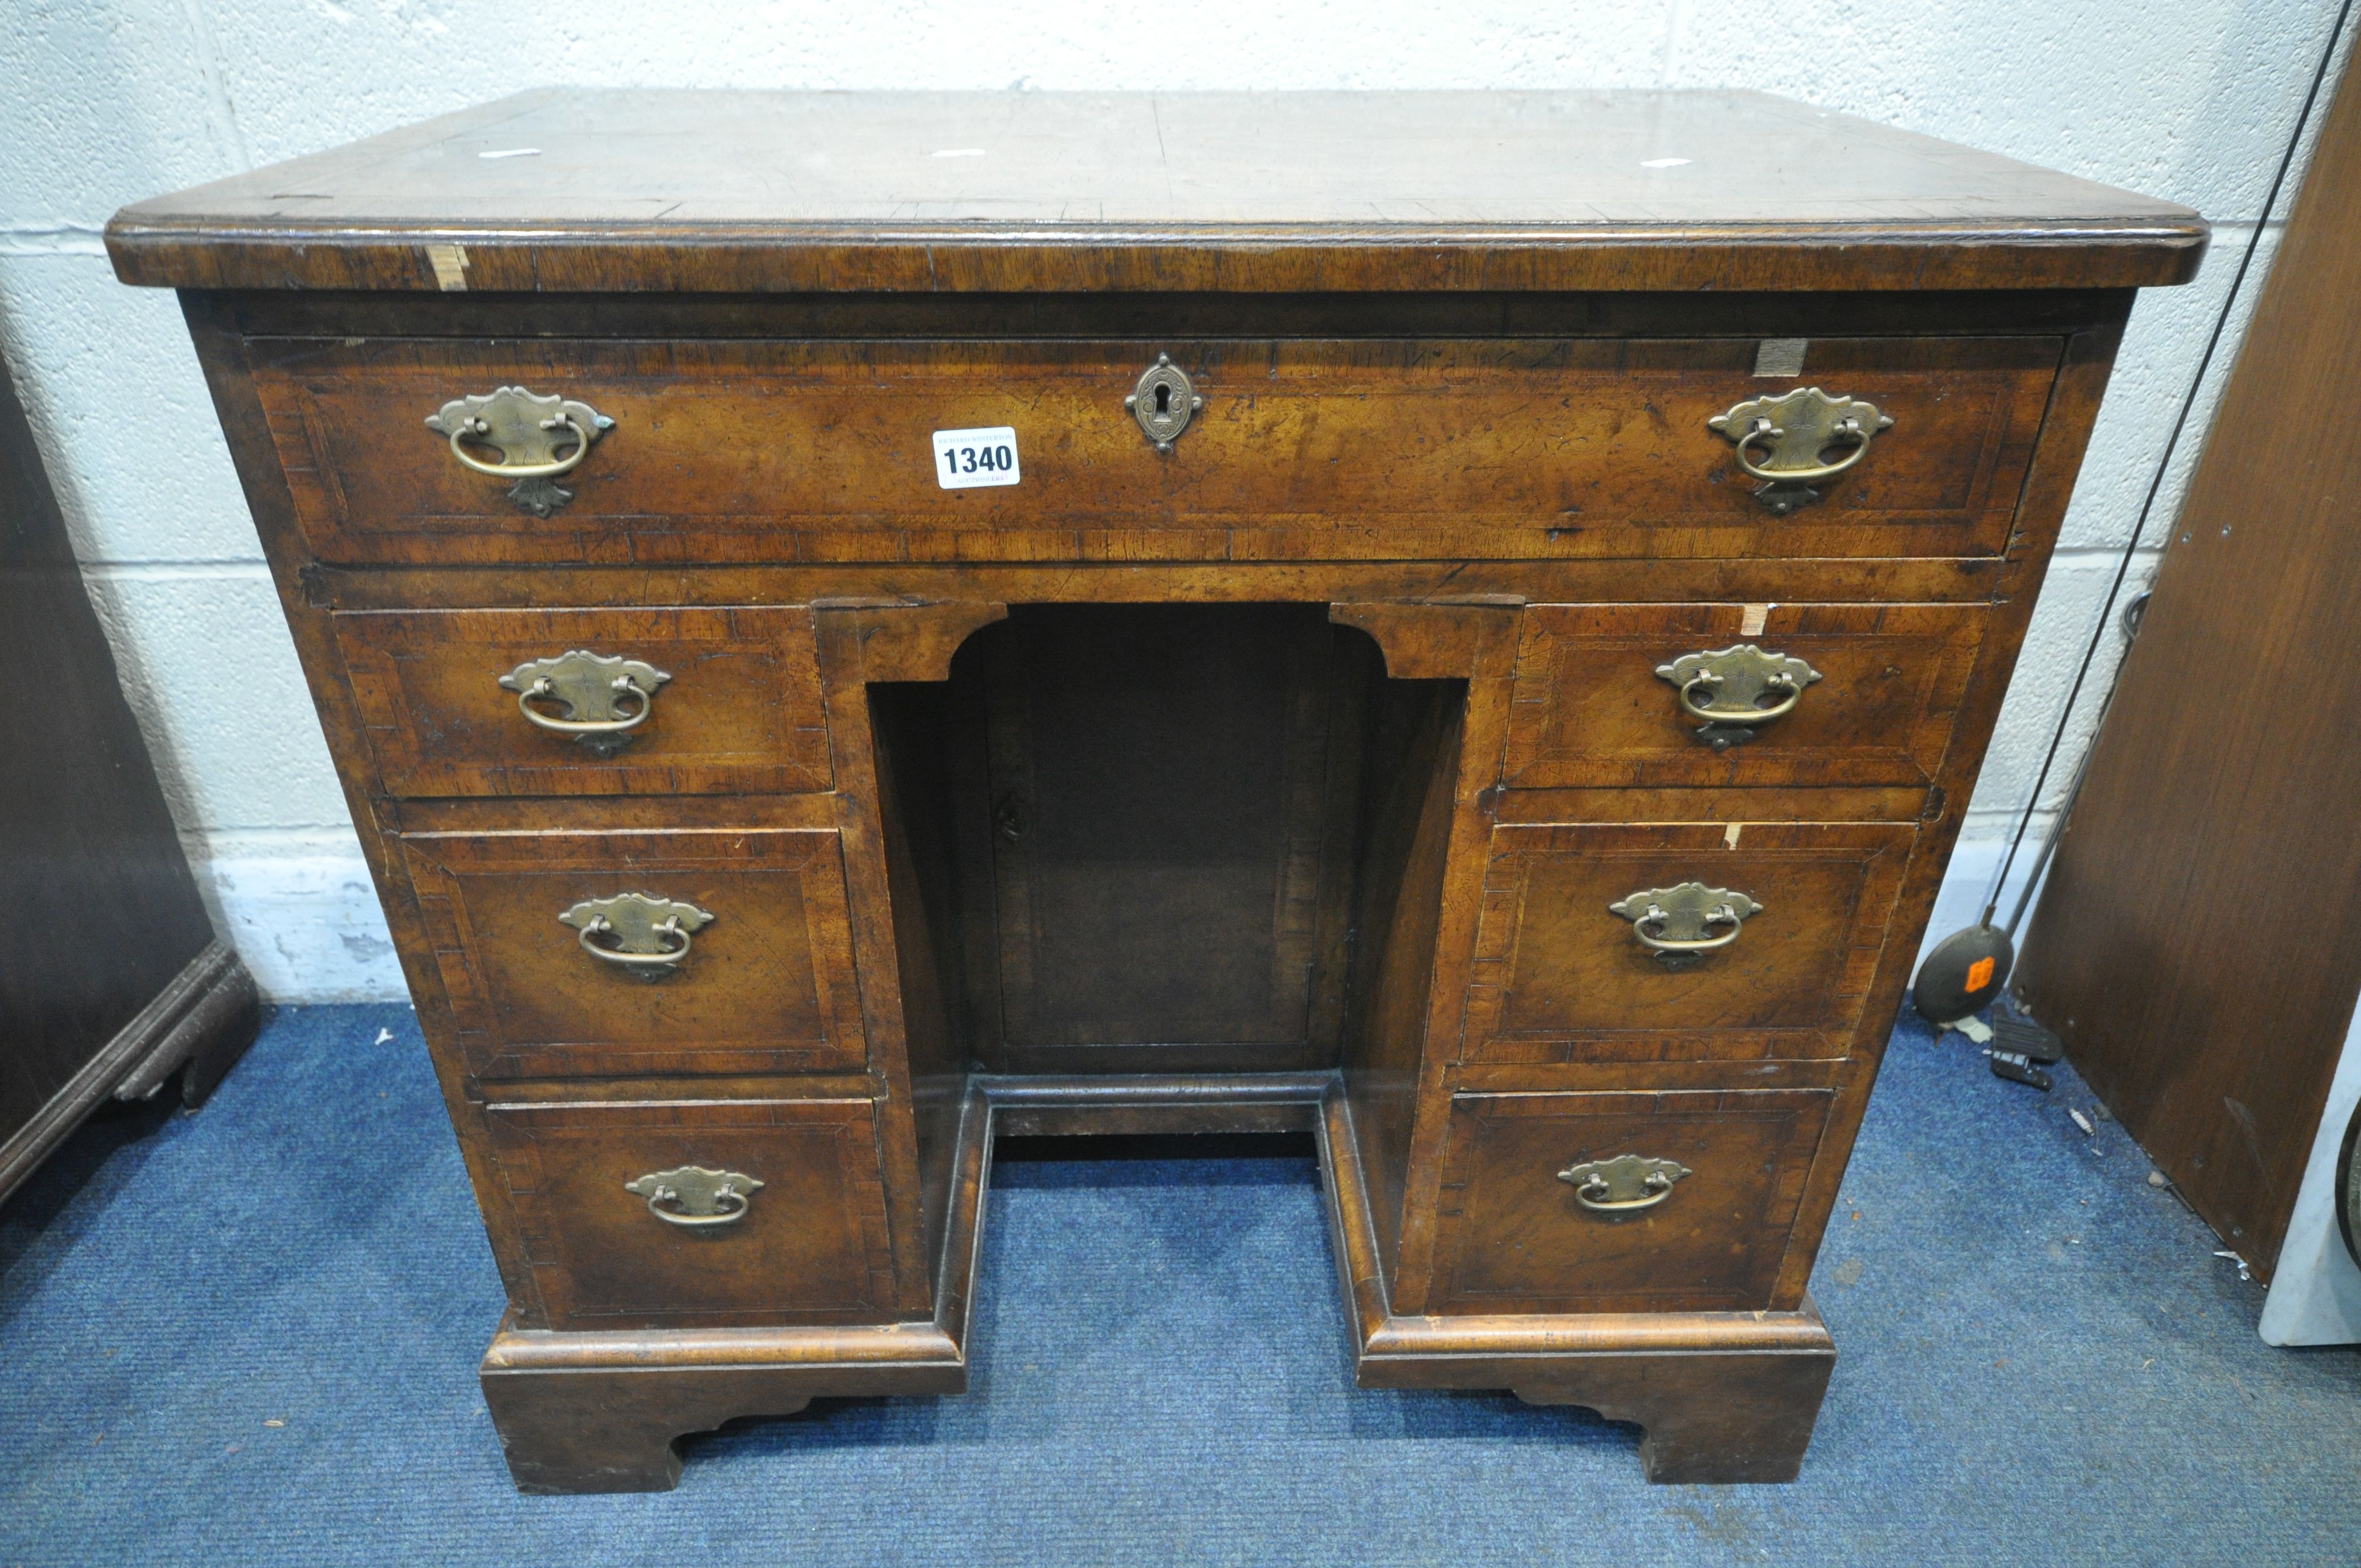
xmin=1707 ymin=388 xmax=1893 ymax=514
xmin=558 ymin=892 xmax=714 ymax=979
xmin=447 ymin=411 xmax=592 ymax=478
xmin=625 ymin=1166 xmax=764 ymax=1228
xmin=1632 ymin=908 xmax=1743 ymax=955
xmin=1727 ymin=413 xmax=1875 ymax=485
xmin=1573 ymin=1173 xmax=1677 ymax=1213
xmin=575 ymin=913 xmax=695 ymax=970
xmin=515 ymin=675 xmax=658 ymax=736
xmin=1680 ymin=672 xmax=1799 ymax=725
xmin=1656 ymin=645 xmax=1824 ymax=733
xmin=500 ymin=652 xmax=671 ymax=752
xmin=1559 ymin=1154 xmax=1692 ymax=1215
xmin=1609 ymin=882 xmax=1762 ymax=966
xmin=641 ymin=1182 xmax=749 ymax=1227
xmin=425 ymin=386 xmax=613 ymax=480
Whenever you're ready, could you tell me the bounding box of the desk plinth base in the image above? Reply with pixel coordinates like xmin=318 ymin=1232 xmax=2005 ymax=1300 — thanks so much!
xmin=1316 ymin=1084 xmax=1837 ymax=1484
xmin=479 ymin=1322 xmax=968 ymax=1492
xmin=480 ymin=1089 xmax=991 ymax=1494
xmin=480 ymin=1075 xmax=1835 ymax=1493
xmin=478 ymin=1320 xmax=969 ymax=1494
xmin=1347 ymin=1317 xmax=1837 ymax=1484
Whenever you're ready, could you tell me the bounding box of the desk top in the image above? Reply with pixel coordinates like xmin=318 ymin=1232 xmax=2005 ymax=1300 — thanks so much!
xmin=108 ymin=90 xmax=2205 ymax=295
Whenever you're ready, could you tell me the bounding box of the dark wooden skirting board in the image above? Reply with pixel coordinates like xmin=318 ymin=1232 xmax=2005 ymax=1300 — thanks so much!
xmin=0 ymin=941 xmax=262 ymax=1204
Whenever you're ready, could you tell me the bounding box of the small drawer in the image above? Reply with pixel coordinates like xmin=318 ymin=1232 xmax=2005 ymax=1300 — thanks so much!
xmin=1504 ymin=603 xmax=1987 ymax=791
xmin=251 ymin=335 xmax=2056 ymax=565
xmin=1429 ymin=1087 xmax=1835 ymax=1315
xmin=336 ymin=606 xmax=831 ymax=798
xmin=481 ymin=1096 xmax=897 ymax=1331
xmin=402 ymin=827 xmax=868 ymax=1079
xmin=1462 ymin=820 xmax=1917 ymax=1064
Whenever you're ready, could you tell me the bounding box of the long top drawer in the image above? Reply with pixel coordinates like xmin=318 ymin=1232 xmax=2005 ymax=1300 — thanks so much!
xmin=253 ymin=335 xmax=2060 ymax=566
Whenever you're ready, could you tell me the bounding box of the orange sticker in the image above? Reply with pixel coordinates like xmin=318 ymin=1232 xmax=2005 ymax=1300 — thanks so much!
xmin=1965 ymin=956 xmax=1995 ymax=992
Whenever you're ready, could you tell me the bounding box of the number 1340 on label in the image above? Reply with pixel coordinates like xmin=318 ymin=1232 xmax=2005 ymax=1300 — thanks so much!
xmin=932 ymin=426 xmax=1021 ymax=489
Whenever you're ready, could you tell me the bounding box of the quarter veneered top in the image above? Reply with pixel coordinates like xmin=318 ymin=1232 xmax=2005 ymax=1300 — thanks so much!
xmin=107 ymin=89 xmax=2206 ymax=294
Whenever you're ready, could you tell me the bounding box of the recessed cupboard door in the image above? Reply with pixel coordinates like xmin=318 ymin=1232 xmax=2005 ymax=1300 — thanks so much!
xmin=971 ymin=605 xmax=1366 ymax=1075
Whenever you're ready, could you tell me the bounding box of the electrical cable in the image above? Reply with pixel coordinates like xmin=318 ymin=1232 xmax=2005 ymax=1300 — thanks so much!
xmin=1975 ymin=0 xmax=2360 ymax=933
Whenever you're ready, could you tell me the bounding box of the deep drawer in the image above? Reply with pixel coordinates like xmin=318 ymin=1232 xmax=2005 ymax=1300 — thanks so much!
xmin=250 ymin=335 xmax=2059 ymax=565
xmin=1504 ymin=602 xmax=1988 ymax=791
xmin=1461 ymin=819 xmax=1918 ymax=1064
xmin=401 ymin=826 xmax=869 ymax=1079
xmin=1429 ymin=1086 xmax=1835 ymax=1315
xmin=480 ymin=1095 xmax=898 ymax=1331
xmin=337 ymin=606 xmax=831 ymax=798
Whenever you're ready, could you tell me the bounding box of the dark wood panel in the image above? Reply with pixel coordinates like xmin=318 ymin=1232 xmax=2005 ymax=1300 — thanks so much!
xmin=106 ymin=90 xmax=2203 ymax=293
xmin=209 ymin=286 xmax=2146 ymax=346
xmin=865 ymin=678 xmax=978 ymax=1294
xmin=2016 ymin=48 xmax=2361 ymax=1278
xmin=1342 ymin=599 xmax=1528 ymax=1316
xmin=974 ymin=604 xmax=1366 ymax=1073
xmin=314 ymin=557 xmax=2012 ymax=614
xmin=0 ymin=353 xmax=250 ymax=1199
xmin=809 ymin=597 xmax=1011 ymax=1322
xmin=1339 ymin=676 xmax=1466 ymax=1289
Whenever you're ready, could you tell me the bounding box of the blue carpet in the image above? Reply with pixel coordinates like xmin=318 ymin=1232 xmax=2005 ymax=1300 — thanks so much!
xmin=2 ymin=1005 xmax=2357 ymax=1566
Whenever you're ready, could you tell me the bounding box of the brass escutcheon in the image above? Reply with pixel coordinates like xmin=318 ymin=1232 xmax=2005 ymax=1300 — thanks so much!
xmin=499 ymin=650 xmax=671 ymax=758
xmin=1655 ymin=644 xmax=1823 ymax=750
xmin=1558 ymin=1153 xmax=1693 ymax=1215
xmin=425 ymin=386 xmax=613 ymax=516
xmin=1609 ymin=881 xmax=1762 ymax=971
xmin=558 ymin=892 xmax=714 ymax=981
xmin=625 ymin=1166 xmax=763 ymax=1228
xmin=1708 ymin=387 xmax=1892 ymax=515
xmin=1125 ymin=353 xmax=1203 ymax=452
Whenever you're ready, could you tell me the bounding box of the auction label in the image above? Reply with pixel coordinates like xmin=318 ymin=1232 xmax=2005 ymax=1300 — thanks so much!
xmin=932 ymin=426 xmax=1021 ymax=489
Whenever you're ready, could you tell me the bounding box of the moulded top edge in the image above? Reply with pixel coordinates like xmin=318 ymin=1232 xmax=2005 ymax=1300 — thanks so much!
xmin=106 ymin=89 xmax=2207 ymax=295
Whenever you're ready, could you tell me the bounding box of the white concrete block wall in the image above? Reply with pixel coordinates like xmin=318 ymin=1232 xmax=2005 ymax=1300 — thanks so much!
xmin=1 ymin=1 xmax=2351 ymax=1000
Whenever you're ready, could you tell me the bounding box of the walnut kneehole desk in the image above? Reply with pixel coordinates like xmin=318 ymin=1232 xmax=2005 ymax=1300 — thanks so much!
xmin=110 ymin=90 xmax=2202 ymax=1493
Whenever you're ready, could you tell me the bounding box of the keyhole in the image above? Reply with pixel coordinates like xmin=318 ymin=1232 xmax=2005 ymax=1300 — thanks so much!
xmin=1154 ymin=383 xmax=1172 ymax=415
